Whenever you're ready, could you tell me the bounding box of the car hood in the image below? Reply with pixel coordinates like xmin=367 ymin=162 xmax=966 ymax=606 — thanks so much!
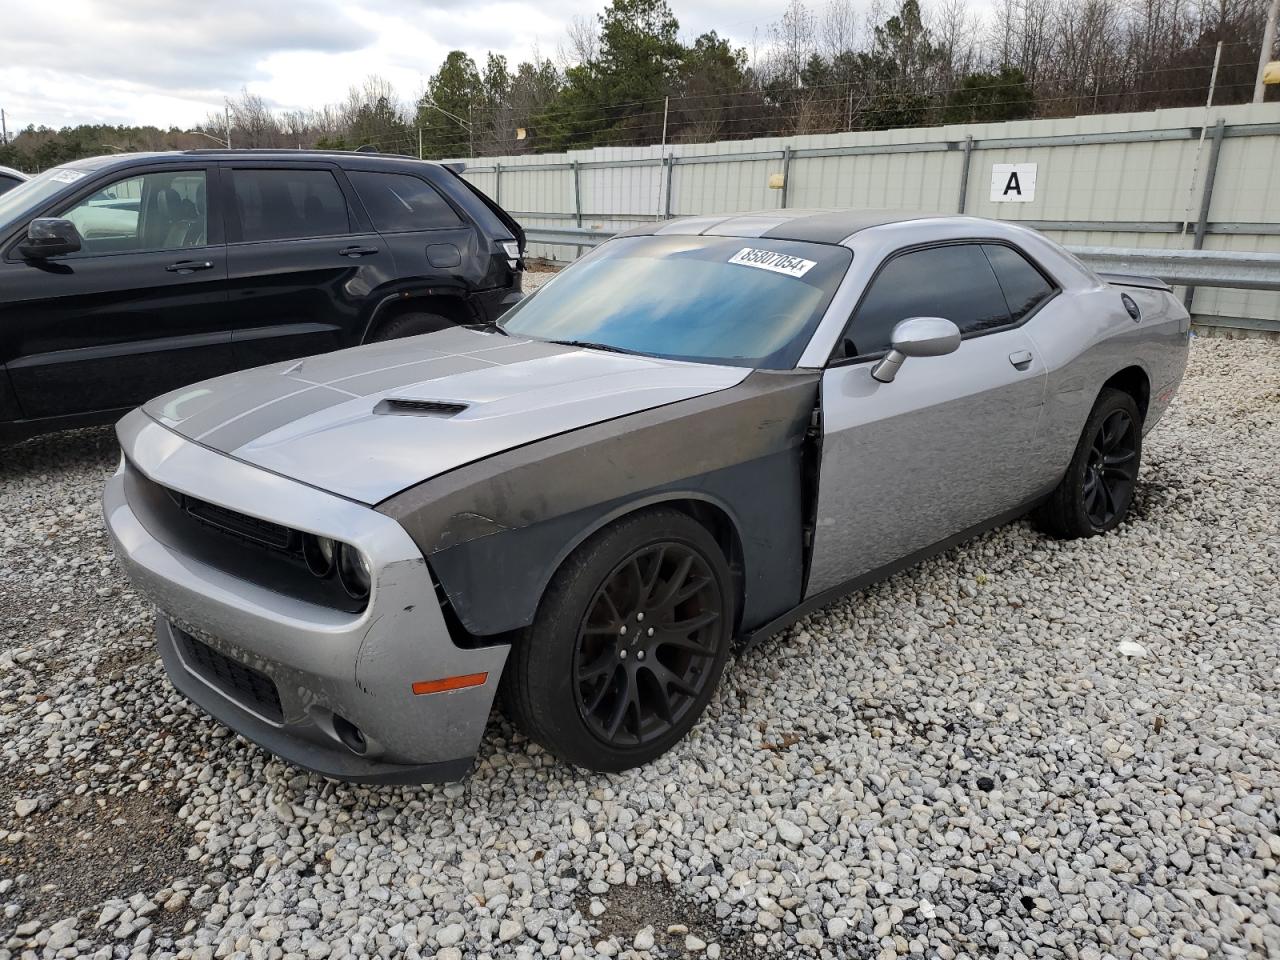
xmin=142 ymin=327 xmax=749 ymax=504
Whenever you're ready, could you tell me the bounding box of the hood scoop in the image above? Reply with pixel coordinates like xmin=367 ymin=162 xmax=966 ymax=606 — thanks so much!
xmin=375 ymin=398 xmax=469 ymax=417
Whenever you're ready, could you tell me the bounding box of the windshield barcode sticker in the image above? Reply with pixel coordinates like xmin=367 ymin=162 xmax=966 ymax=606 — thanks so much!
xmin=50 ymin=169 xmax=86 ymax=184
xmin=728 ymin=247 xmax=816 ymax=278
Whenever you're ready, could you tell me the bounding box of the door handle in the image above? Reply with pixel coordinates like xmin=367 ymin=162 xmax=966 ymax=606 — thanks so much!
xmin=1009 ymin=350 xmax=1034 ymax=369
xmin=339 ymin=245 xmax=379 ymax=258
xmin=166 ymin=260 xmax=214 ymax=274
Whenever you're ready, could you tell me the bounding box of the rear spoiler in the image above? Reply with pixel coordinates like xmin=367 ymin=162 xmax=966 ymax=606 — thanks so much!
xmin=442 ymin=164 xmax=525 ymax=252
xmin=1097 ymin=272 xmax=1171 ymax=292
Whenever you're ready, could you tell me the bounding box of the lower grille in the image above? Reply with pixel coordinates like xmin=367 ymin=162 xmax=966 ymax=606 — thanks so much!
xmin=175 ymin=627 xmax=284 ymax=723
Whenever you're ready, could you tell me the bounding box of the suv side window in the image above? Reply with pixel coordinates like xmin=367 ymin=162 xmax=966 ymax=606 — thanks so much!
xmin=231 ymin=168 xmax=351 ymax=242
xmin=348 ymin=171 xmax=461 ymax=233
xmin=839 ymin=243 xmax=1011 ymax=358
xmin=57 ymin=170 xmax=207 ymax=256
xmin=982 ymin=243 xmax=1055 ymax=322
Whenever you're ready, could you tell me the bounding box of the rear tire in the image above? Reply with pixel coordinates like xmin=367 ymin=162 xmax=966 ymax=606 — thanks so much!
xmin=500 ymin=508 xmax=735 ymax=773
xmin=1035 ymin=387 xmax=1142 ymax=539
xmin=369 ymin=311 xmax=454 ymax=342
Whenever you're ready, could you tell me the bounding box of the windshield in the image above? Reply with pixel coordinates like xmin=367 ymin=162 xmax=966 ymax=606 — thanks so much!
xmin=499 ymin=234 xmax=851 ymax=369
xmin=0 ymin=166 xmax=87 ymax=231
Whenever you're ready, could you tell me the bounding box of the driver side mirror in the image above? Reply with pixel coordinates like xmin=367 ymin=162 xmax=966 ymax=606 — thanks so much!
xmin=18 ymin=218 xmax=82 ymax=259
xmin=871 ymin=316 xmax=962 ymax=383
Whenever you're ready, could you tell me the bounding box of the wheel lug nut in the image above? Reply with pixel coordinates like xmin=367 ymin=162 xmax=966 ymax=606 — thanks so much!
xmin=636 ymin=650 xmax=645 ymax=660
xmin=647 ymin=627 xmax=654 ymax=636
xmin=619 ymin=649 xmax=627 ymax=659
xmin=620 ymin=625 xmax=627 ymax=635
xmin=636 ymin=612 xmax=645 ymax=622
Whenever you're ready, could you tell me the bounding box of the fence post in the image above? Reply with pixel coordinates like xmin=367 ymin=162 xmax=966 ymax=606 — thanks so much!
xmin=494 ymin=161 xmax=502 ymax=206
xmin=780 ymin=146 xmax=792 ymax=209
xmin=572 ymin=160 xmax=583 ymax=260
xmin=957 ymin=136 xmax=973 ymax=214
xmin=1184 ymin=118 xmax=1226 ymax=313
xmin=664 ymin=154 xmax=674 ymax=219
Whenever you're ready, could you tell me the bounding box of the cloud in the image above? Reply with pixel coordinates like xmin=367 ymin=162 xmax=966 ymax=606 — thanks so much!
xmin=0 ymin=0 xmax=848 ymax=131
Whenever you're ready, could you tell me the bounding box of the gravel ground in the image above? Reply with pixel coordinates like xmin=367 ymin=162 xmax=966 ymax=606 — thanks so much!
xmin=1 ymin=336 xmax=1277 ymax=960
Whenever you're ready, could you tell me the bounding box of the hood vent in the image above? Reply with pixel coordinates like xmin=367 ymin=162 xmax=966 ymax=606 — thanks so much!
xmin=375 ymin=397 xmax=469 ymax=417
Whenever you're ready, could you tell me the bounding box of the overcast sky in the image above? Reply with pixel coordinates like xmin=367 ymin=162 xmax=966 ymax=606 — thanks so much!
xmin=0 ymin=0 xmax=829 ymax=132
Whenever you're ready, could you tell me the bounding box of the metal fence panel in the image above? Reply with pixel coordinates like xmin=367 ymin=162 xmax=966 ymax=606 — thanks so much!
xmin=453 ymin=102 xmax=1280 ymax=332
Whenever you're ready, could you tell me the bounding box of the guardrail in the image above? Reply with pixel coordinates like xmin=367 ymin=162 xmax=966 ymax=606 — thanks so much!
xmin=522 ymin=227 xmax=1280 ymax=293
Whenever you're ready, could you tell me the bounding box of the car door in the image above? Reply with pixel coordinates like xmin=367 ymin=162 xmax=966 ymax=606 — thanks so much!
xmin=344 ymin=167 xmax=481 ymax=304
xmin=222 ymin=162 xmax=395 ymax=367
xmin=806 ymin=241 xmax=1051 ymax=597
xmin=1 ymin=164 xmax=231 ymax=420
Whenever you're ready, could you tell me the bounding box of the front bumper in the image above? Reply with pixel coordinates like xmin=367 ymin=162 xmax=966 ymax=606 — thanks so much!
xmin=104 ymin=409 xmax=508 ymax=784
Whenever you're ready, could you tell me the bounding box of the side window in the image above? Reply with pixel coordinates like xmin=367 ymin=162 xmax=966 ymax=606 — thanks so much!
xmin=231 ymin=169 xmax=351 ymax=242
xmin=348 ymin=171 xmax=461 ymax=233
xmin=840 ymin=244 xmax=1011 ymax=358
xmin=982 ymin=244 xmax=1055 ymax=322
xmin=57 ymin=170 xmax=207 ymax=256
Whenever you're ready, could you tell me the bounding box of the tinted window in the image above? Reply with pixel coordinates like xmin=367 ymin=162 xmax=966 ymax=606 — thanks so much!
xmin=349 ymin=171 xmax=460 ymax=232
xmin=500 ymin=235 xmax=851 ymax=369
xmin=983 ymin=244 xmax=1054 ymax=321
xmin=0 ymin=175 xmax=22 ymax=197
xmin=231 ymin=169 xmax=350 ymax=242
xmin=57 ymin=170 xmax=207 ymax=256
xmin=841 ymin=244 xmax=1010 ymax=357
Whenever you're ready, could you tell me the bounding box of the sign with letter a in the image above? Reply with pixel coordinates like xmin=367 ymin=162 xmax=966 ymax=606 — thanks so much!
xmin=990 ymin=163 xmax=1037 ymax=203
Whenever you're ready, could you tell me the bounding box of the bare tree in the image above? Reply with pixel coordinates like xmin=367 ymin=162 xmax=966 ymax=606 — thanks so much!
xmin=226 ymin=88 xmax=280 ymax=147
xmin=559 ymin=15 xmax=600 ymax=69
xmin=771 ymin=0 xmax=818 ymax=87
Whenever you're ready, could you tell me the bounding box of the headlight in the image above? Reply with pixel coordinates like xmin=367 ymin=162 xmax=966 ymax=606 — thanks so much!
xmin=337 ymin=543 xmax=372 ymax=600
xmin=303 ymin=534 xmax=336 ymax=577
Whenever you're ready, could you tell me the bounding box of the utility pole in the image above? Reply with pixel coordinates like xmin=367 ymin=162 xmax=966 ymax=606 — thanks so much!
xmin=1256 ymin=0 xmax=1280 ymax=103
xmin=655 ymin=96 xmax=670 ymax=219
xmin=225 ymin=106 xmax=232 ymax=148
xmin=418 ymin=126 xmax=423 ymax=160
xmin=1 ymin=108 xmax=7 ymax=146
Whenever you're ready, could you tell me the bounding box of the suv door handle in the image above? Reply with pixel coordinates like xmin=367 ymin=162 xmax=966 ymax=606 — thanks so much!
xmin=166 ymin=260 xmax=214 ymax=274
xmin=339 ymin=245 xmax=379 ymax=258
xmin=1009 ymin=350 xmax=1034 ymax=369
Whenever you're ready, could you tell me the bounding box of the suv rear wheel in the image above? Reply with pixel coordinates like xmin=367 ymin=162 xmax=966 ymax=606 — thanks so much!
xmin=369 ymin=311 xmax=454 ymax=342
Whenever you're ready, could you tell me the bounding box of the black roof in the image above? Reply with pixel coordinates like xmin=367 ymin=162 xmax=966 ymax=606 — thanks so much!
xmin=628 ymin=208 xmax=945 ymax=245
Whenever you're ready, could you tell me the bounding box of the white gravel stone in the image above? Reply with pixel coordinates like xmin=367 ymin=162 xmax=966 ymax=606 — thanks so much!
xmin=0 ymin=336 xmax=1277 ymax=960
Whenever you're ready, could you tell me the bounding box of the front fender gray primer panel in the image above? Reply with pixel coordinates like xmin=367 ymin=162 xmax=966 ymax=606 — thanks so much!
xmin=378 ymin=371 xmax=820 ymax=638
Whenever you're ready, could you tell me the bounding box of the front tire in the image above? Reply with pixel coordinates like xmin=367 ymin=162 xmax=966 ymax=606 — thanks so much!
xmin=501 ymin=508 xmax=735 ymax=773
xmin=1035 ymin=387 xmax=1142 ymax=538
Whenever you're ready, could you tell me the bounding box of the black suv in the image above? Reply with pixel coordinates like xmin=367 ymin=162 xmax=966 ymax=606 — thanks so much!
xmin=0 ymin=151 xmax=524 ymax=444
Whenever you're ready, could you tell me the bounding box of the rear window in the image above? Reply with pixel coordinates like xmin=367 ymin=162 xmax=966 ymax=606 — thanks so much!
xmin=982 ymin=243 xmax=1055 ymax=321
xmin=349 ymin=171 xmax=461 ymax=233
xmin=230 ymin=168 xmax=351 ymax=242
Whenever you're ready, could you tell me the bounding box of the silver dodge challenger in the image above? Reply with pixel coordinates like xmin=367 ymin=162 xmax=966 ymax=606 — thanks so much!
xmin=104 ymin=210 xmax=1191 ymax=783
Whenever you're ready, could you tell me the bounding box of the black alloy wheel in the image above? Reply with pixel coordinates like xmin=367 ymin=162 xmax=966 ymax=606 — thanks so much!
xmin=573 ymin=543 xmax=723 ymax=747
xmin=1035 ymin=386 xmax=1144 ymax=539
xmin=500 ymin=507 xmax=735 ymax=772
xmin=1082 ymin=408 xmax=1138 ymax=527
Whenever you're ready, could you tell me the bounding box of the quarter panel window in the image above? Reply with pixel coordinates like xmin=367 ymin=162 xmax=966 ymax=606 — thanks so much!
xmin=982 ymin=244 xmax=1055 ymax=322
xmin=840 ymin=243 xmax=1011 ymax=357
xmin=231 ymin=169 xmax=351 ymax=242
xmin=348 ymin=171 xmax=461 ymax=232
xmin=57 ymin=170 xmax=207 ymax=256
